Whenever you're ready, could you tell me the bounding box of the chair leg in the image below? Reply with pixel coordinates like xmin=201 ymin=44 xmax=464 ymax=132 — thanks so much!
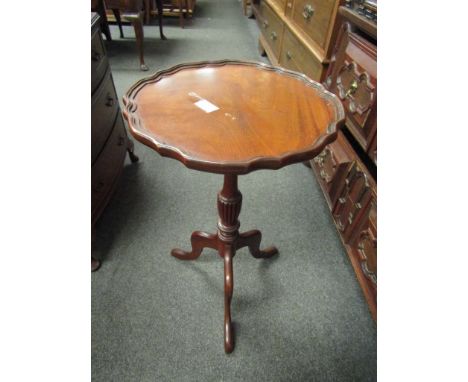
xmin=156 ymin=0 xmax=166 ymax=39
xmin=144 ymin=0 xmax=151 ymax=24
xmin=94 ymin=0 xmax=112 ymax=40
xmin=178 ymin=0 xmax=184 ymax=28
xmin=112 ymin=9 xmax=124 ymax=38
xmin=130 ymin=15 xmax=148 ymax=71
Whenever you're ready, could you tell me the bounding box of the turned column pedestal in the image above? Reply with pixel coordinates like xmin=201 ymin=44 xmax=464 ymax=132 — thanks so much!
xmin=172 ymin=174 xmax=277 ymax=353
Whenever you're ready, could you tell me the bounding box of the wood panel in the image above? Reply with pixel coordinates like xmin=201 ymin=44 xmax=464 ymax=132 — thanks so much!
xmin=91 ymin=69 xmax=120 ymax=163
xmin=279 ymin=25 xmax=322 ymax=81
xmin=290 ymin=0 xmax=336 ymax=49
xmin=347 ymin=190 xmax=377 ymax=320
xmin=91 ymin=116 xmax=128 ymax=224
xmin=91 ymin=27 xmax=109 ymax=94
xmin=325 ymin=23 xmax=377 ymax=153
xmin=311 ymin=129 xmax=376 ymax=320
xmin=259 ymin=1 xmax=284 ymax=57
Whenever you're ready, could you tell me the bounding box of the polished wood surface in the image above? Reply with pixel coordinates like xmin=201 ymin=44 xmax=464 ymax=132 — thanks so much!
xmin=171 ymin=174 xmax=278 ymax=353
xmin=123 ymin=60 xmax=344 ymax=352
xmin=311 ymin=130 xmax=376 ymax=320
xmin=251 ymin=0 xmax=343 ymax=82
xmin=312 ymin=7 xmax=377 ymax=320
xmin=91 ymin=13 xmax=139 ymax=271
xmin=123 ymin=60 xmax=344 ymax=174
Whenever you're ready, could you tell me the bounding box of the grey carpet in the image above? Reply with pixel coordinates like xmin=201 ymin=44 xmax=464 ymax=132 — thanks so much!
xmin=92 ymin=1 xmax=377 ymax=380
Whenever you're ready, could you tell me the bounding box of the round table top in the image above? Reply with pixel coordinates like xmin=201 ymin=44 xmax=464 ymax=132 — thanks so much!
xmin=123 ymin=60 xmax=344 ymax=174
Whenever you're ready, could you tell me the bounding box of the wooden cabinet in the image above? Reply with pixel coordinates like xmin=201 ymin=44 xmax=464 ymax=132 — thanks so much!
xmin=91 ymin=13 xmax=139 ymax=271
xmin=252 ymin=0 xmax=343 ymax=81
xmin=311 ymin=5 xmax=377 ymax=320
xmin=325 ymin=23 xmax=377 ymax=159
xmin=345 ymin=188 xmax=377 ymax=319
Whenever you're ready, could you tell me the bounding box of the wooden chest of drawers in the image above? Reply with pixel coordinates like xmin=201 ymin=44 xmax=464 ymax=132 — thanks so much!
xmin=91 ymin=12 xmax=139 ymax=271
xmin=311 ymin=5 xmax=377 ymax=320
xmin=252 ymin=0 xmax=343 ymax=81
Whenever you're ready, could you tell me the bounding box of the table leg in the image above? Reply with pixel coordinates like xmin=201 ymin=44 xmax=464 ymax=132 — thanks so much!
xmin=237 ymin=229 xmax=278 ymax=259
xmin=171 ymin=231 xmax=217 ymax=259
xmin=223 ymin=244 xmax=235 ymax=353
xmin=171 ymin=174 xmax=278 ymax=353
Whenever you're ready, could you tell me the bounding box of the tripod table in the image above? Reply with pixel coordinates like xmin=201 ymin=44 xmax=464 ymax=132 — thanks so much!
xmin=122 ymin=60 xmax=345 ymax=353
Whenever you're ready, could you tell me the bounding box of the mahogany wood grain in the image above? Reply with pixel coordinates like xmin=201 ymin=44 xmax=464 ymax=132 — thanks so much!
xmin=123 ymin=60 xmax=344 ymax=352
xmin=123 ymin=60 xmax=344 ymax=174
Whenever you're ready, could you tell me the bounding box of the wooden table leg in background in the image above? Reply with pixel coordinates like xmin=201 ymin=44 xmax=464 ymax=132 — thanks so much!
xmin=171 ymin=174 xmax=278 ymax=353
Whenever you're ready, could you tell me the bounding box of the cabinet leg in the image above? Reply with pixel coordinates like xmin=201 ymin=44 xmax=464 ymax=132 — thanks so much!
xmin=258 ymin=39 xmax=266 ymax=56
xmin=127 ymin=138 xmax=139 ymax=163
xmin=91 ymin=256 xmax=101 ymax=272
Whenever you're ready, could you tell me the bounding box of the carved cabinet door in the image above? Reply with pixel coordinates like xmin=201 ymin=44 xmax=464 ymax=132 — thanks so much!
xmin=311 ymin=130 xmax=356 ymax=209
xmin=324 ymin=22 xmax=377 ymax=154
xmin=348 ymin=191 xmax=377 ymax=319
xmin=332 ymin=161 xmax=373 ymax=243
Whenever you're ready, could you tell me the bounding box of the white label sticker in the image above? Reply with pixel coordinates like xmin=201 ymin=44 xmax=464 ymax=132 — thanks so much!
xmin=194 ymin=99 xmax=219 ymax=113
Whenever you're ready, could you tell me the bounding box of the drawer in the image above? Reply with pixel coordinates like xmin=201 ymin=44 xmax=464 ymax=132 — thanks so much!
xmin=348 ymin=191 xmax=377 ymax=319
xmin=291 ymin=0 xmax=336 ymax=49
xmin=92 ymin=70 xmax=120 ymax=163
xmin=91 ymin=27 xmax=108 ymax=94
xmin=280 ymin=26 xmax=322 ymax=81
xmin=91 ymin=116 xmax=128 ymax=223
xmin=259 ymin=1 xmax=283 ymax=57
xmin=332 ymin=160 xmax=374 ymax=243
xmin=311 ymin=130 xmax=354 ymax=208
xmin=326 ymin=24 xmax=377 ymax=151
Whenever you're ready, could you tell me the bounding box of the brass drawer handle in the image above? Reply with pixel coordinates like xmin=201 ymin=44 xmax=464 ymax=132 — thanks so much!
xmin=302 ymin=4 xmax=314 ymax=20
xmin=348 ymin=212 xmax=354 ymax=225
xmin=262 ymin=20 xmax=269 ymax=29
xmin=91 ymin=50 xmax=102 ymax=62
xmin=105 ymin=94 xmax=114 ymax=107
xmin=270 ymin=31 xmax=277 ymax=41
xmin=345 ymin=79 xmax=359 ymax=98
xmin=286 ymin=51 xmax=292 ymax=60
